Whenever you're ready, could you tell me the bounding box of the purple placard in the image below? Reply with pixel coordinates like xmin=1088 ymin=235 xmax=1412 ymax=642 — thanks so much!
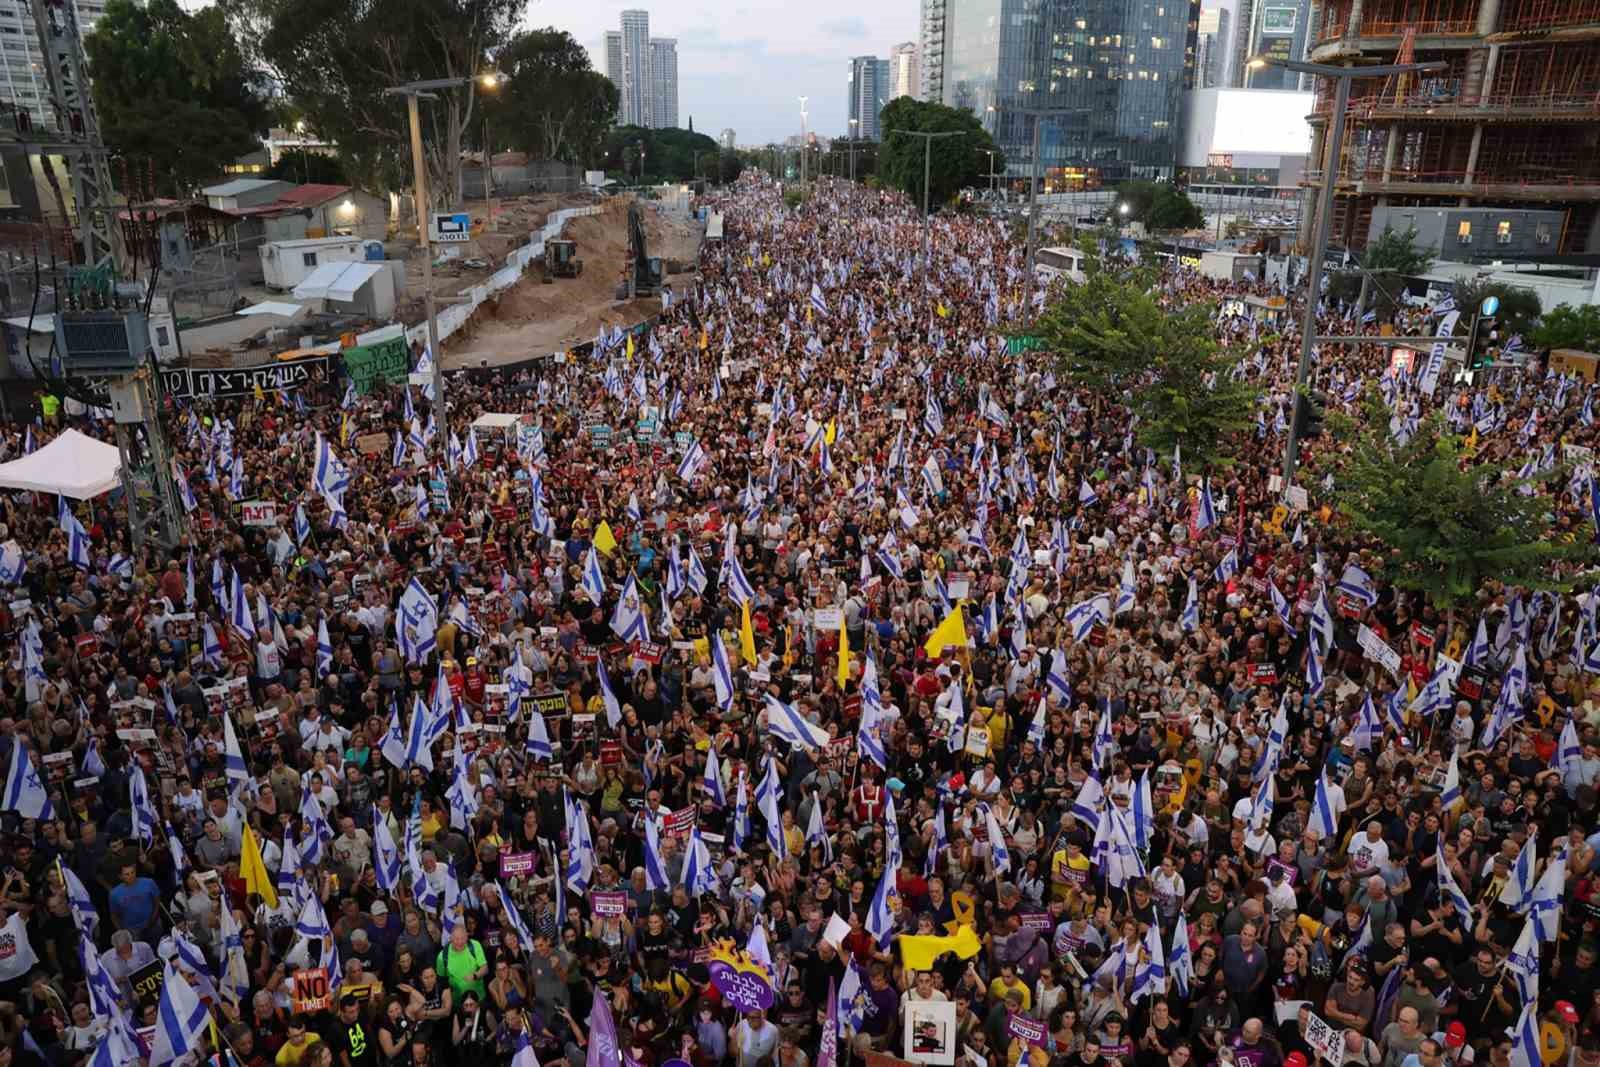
xmin=1007 ymin=1013 xmax=1047 ymax=1046
xmin=499 ymin=851 xmax=535 ymax=877
xmin=592 ymin=891 xmax=628 ymax=916
xmin=709 ymin=958 xmax=775 ymax=1013
xmin=1018 ymin=912 xmax=1053 ymax=932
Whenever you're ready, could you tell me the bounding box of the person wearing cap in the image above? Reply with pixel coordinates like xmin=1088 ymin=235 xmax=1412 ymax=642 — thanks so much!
xmin=1433 ymin=1023 xmax=1473 ymax=1067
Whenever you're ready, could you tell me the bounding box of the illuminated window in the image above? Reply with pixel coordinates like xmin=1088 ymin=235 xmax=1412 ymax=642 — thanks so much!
xmin=1537 ymin=221 xmax=1553 ymax=245
xmin=1152 ymin=36 xmax=1164 ymax=48
xmin=1075 ymin=18 xmax=1086 ymax=28
xmin=1457 ymin=220 xmax=1472 ymax=244
xmin=1496 ymin=220 xmax=1512 ymax=244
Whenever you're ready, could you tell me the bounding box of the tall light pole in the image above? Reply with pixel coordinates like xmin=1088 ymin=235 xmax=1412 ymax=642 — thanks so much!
xmin=1017 ymin=107 xmax=1087 ymax=323
xmin=1257 ymin=54 xmax=1446 ymax=485
xmin=981 ymin=149 xmax=997 ymax=201
xmin=884 ymin=127 xmax=968 ymax=278
xmin=386 ymin=74 xmax=503 ymax=439
xmin=848 ymin=118 xmax=858 ymax=182
xmin=798 ymin=96 xmax=808 ymax=186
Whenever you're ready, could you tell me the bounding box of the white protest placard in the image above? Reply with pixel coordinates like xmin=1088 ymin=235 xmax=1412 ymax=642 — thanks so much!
xmin=822 ymin=913 xmax=851 ymax=949
xmin=1285 ymin=486 xmax=1309 ymax=512
xmin=812 ymin=607 xmax=843 ymax=631
xmin=1357 ymin=624 xmax=1402 ymax=678
xmin=240 ymin=501 xmax=277 ymax=527
xmin=1301 ymin=1010 xmax=1346 ymax=1065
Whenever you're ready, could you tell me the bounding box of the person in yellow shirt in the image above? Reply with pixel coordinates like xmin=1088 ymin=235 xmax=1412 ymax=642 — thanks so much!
xmin=274 ymin=1017 xmax=324 ymax=1067
xmin=987 ymin=962 xmax=1031 ymax=1012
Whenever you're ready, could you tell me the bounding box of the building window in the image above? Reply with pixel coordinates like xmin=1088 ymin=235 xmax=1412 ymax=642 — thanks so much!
xmin=1496 ymin=220 xmax=1512 ymax=245
xmin=1537 ymin=221 xmax=1553 ymax=246
xmin=155 ymin=325 xmax=170 ymax=346
xmin=1457 ymin=220 xmax=1472 ymax=244
xmin=302 ymin=252 xmax=318 ymax=267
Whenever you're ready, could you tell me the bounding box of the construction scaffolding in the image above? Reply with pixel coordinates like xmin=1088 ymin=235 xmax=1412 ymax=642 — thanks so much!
xmin=1304 ymin=0 xmax=1600 ymax=254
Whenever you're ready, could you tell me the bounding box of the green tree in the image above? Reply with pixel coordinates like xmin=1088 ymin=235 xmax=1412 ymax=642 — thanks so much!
xmin=238 ymin=0 xmax=521 ymax=208
xmin=1112 ymin=180 xmax=1202 ymax=230
xmin=1039 ymin=247 xmax=1259 ymax=468
xmin=602 ymin=126 xmax=720 ymax=183
xmin=265 ymin=149 xmax=349 ymax=185
xmin=482 ymin=29 xmax=617 ymax=166
xmin=1313 ymin=398 xmax=1593 ymax=610
xmin=876 ymin=97 xmax=1000 ymax=211
xmin=1360 ymin=225 xmax=1432 ymax=276
xmin=1451 ymin=278 xmax=1542 ymax=338
xmin=717 ymin=150 xmax=744 ymax=184
xmin=86 ymin=0 xmax=270 ymax=196
xmin=1529 ymin=303 xmax=1600 ymax=352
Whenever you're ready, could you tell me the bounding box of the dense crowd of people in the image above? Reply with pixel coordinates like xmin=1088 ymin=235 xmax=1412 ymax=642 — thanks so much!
xmin=0 ymin=173 xmax=1590 ymax=1067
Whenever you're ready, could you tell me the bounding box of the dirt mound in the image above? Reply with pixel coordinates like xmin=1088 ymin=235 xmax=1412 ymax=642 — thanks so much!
xmin=442 ymin=197 xmax=700 ymax=368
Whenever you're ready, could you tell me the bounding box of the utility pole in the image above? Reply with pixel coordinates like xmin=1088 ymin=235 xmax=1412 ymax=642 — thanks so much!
xmin=1259 ymin=54 xmax=1445 ymax=485
xmin=798 ymin=97 xmax=808 ymax=186
xmin=848 ymin=119 xmax=858 ymax=182
xmin=386 ymin=73 xmax=504 ymax=441
xmin=1016 ymin=107 xmax=1085 ymax=322
xmin=884 ymin=128 xmax=968 ymax=278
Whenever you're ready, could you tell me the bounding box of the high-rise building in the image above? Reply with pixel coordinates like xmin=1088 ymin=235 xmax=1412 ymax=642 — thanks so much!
xmin=1229 ymin=0 xmax=1254 ymax=87
xmin=1239 ymin=0 xmax=1313 ymax=90
xmin=940 ymin=0 xmax=1200 ymax=188
xmin=651 ymin=38 xmax=679 ymax=128
xmin=603 ymin=31 xmax=623 ymax=87
xmin=1196 ymin=7 xmax=1231 ymax=89
xmin=720 ymin=129 xmax=737 ymax=149
xmin=0 ymin=0 xmax=107 ymax=131
xmin=889 ymin=42 xmax=920 ymax=101
xmin=602 ymin=12 xmax=681 ymax=130
xmin=619 ymin=9 xmax=652 ymax=127
xmin=1305 ymin=0 xmax=1600 ymax=254
xmin=847 ymin=56 xmax=892 ymax=141
xmin=920 ymin=0 xmax=947 ymax=103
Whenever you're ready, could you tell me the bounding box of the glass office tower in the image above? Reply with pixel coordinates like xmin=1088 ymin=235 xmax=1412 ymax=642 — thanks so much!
xmin=939 ymin=0 xmax=1201 ymax=190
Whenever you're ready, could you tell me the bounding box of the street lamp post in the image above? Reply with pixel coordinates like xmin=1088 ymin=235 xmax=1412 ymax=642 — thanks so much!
xmin=981 ymin=149 xmax=997 ymax=201
xmin=1256 ymin=54 xmax=1446 ymax=485
xmin=385 ymin=74 xmax=503 ymax=440
xmin=848 ymin=118 xmax=858 ymax=182
xmin=1016 ymin=107 xmax=1086 ymax=323
xmin=798 ymin=97 xmax=808 ymax=186
xmin=884 ymin=128 xmax=968 ymax=278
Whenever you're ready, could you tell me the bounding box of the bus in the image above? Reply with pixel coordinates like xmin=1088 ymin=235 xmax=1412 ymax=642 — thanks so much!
xmin=1034 ymin=246 xmax=1087 ymax=285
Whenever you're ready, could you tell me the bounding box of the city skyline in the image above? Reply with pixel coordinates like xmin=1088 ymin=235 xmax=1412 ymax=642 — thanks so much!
xmin=571 ymin=1 xmax=915 ymax=142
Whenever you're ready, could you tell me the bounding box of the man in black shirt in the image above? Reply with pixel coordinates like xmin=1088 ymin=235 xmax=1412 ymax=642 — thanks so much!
xmin=331 ymin=995 xmax=378 ymax=1067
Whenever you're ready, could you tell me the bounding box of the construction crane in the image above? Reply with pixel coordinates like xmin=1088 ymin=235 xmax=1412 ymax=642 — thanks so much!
xmin=28 ymin=0 xmax=122 ymax=269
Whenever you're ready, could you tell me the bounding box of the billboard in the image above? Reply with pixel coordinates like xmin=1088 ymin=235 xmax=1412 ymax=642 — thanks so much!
xmin=1262 ymin=5 xmax=1298 ymax=35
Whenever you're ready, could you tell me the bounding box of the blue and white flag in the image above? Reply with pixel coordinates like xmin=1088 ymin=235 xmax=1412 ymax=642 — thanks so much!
xmin=1530 ymin=848 xmax=1567 ymax=942
xmin=1439 ymin=748 xmax=1463 ymax=811
xmin=643 ymin=811 xmax=670 ymax=891
xmin=712 ymin=633 xmax=736 ymax=714
xmin=1437 ymin=839 xmax=1474 ymax=929
xmin=60 ymin=859 xmax=98 ymax=938
xmin=765 ymin=694 xmax=829 ymax=751
xmin=396 ymin=578 xmax=438 ymax=664
xmin=0 ymin=540 xmax=25 ymax=586
xmin=1168 ymin=913 xmax=1193 ymax=998
xmin=610 ymin=572 xmax=650 ymax=643
xmin=1078 ymin=479 xmax=1098 ymax=506
xmin=681 ymin=825 xmax=718 ymax=897
xmin=596 ymin=657 xmax=623 ymax=729
xmin=129 ymin=765 xmax=157 ymax=845
xmin=701 ymin=745 xmax=726 ymax=808
xmin=59 ymin=497 xmax=90 ymax=570
xmin=1499 ymin=837 xmax=1537 ymax=913
xmin=1181 ymin=578 xmax=1199 ymax=632
xmin=374 ymin=806 xmax=402 ymax=893
xmin=1269 ymin=580 xmax=1299 ymax=638
xmin=1337 ymin=563 xmax=1379 ymax=608
xmin=1194 ymin=479 xmax=1217 ymax=531
xmin=1506 ymin=916 xmax=1540 ymax=1005
xmin=1130 ymin=922 xmax=1166 ymax=1003
xmin=677 ymin=438 xmax=707 ymax=482
xmin=3 ymin=740 xmax=51 ymax=820
xmin=1510 ymin=1000 xmax=1541 ymax=1067
xmin=1310 ymin=771 xmax=1339 ymax=840
xmin=865 ymin=863 xmax=896 ymax=947
xmin=149 ymin=958 xmax=210 ymax=1067
xmin=581 ymin=546 xmax=607 ymax=605
xmin=298 ymin=785 xmax=334 ymax=866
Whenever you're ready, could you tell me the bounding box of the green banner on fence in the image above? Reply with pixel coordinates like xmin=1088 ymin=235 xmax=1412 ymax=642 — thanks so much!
xmin=343 ymin=336 xmax=410 ymax=394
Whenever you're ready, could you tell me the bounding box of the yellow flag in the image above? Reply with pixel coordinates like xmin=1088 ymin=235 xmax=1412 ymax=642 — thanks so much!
xmin=593 ymin=520 xmax=618 ymax=555
xmin=897 ymin=924 xmax=982 ymax=971
xmin=699 ymin=329 xmax=709 ymax=351
xmin=740 ymin=599 xmax=757 ymax=663
xmin=253 ymin=382 xmax=265 ymax=402
xmin=837 ymin=613 xmax=850 ymax=689
xmin=936 ymin=303 xmax=949 ymax=319
xmin=240 ymin=824 xmax=278 ymax=908
xmin=625 ymin=334 xmax=635 ymax=361
xmin=824 ymin=419 xmax=837 ymax=446
xmin=923 ymin=604 xmax=968 ymax=658
xmin=340 ymin=412 xmax=351 ymax=446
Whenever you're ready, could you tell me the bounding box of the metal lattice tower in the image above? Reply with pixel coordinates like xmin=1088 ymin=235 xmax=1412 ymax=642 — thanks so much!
xmin=29 ymin=0 xmax=121 ymax=269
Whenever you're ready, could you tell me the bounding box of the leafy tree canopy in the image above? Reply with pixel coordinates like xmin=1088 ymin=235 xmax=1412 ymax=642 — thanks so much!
xmin=1312 ymin=396 xmax=1593 ymax=609
xmin=1529 ymin=303 xmax=1600 ymax=353
xmin=265 ymin=149 xmax=349 ymax=185
xmin=876 ymin=97 xmax=1000 ymax=210
xmin=1360 ymin=225 xmax=1432 ymax=276
xmin=1451 ymin=278 xmax=1542 ymax=338
xmin=86 ymin=0 xmax=271 ymax=197
xmin=1112 ymin=180 xmax=1202 ymax=231
xmin=603 ymin=126 xmax=721 ymax=183
xmin=482 ymin=29 xmax=617 ymax=167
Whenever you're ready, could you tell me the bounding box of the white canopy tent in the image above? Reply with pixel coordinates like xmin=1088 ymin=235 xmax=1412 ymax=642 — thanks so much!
xmin=0 ymin=429 xmax=121 ymax=499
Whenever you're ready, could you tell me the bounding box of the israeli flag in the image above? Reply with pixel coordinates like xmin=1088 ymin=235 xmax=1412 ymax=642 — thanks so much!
xmin=1092 ymin=705 xmax=1118 ymax=770
xmin=1194 ymin=479 xmax=1217 ymax=531
xmin=809 ymin=283 xmax=828 ymax=316
xmin=1337 ymin=563 xmax=1379 ymax=608
xmin=0 ymin=540 xmax=25 ymax=586
xmin=765 ymin=694 xmax=830 ymax=752
xmin=298 ymin=786 xmax=334 ymax=866
xmin=711 ymin=633 xmax=735 ymax=713
xmin=758 ymin=757 xmax=784 ymax=854
xmin=1506 ymin=916 xmax=1540 ymax=1005
xmin=229 ymin=571 xmax=257 ymax=639
xmin=733 ymin=771 xmax=752 ymax=852
xmin=1072 ymin=773 xmax=1104 ymax=824
xmin=681 ymin=825 xmax=719 ymax=897
xmin=1130 ymin=922 xmax=1166 ymax=1003
xmin=1181 ymin=577 xmax=1199 ymax=632
xmin=677 ymin=438 xmax=707 ymax=482
xmin=1439 ymin=748 xmax=1463 ymax=810
xmin=1310 ymin=771 xmax=1339 ymax=840
xmin=524 ymin=704 xmax=553 ymax=762
xmin=1078 ymin=478 xmax=1098 ymax=506
xmin=1213 ymin=548 xmax=1238 ymax=584
xmin=865 ymin=863 xmax=896 ymax=947
xmin=1436 ymin=839 xmax=1474 ymax=929
xmin=1268 ymin=580 xmax=1299 ymax=638
xmin=702 ymin=745 xmax=726 ymax=807
xmin=686 ymin=544 xmax=709 ymax=595
xmin=581 ymin=546 xmax=607 ymax=605
xmin=1510 ymin=1001 xmax=1541 ymax=1067
xmin=58 ymin=497 xmax=90 ymax=570
xmin=222 ymin=710 xmax=249 ymax=785
xmin=291 ymin=893 xmax=342 ymax=989
xmin=1530 ymin=848 xmax=1567 ymax=942
xmin=374 ymin=807 xmax=402 ymax=893
xmin=643 ymin=812 xmax=670 ymax=891
xmin=596 ymin=657 xmax=623 ymax=729
xmin=1132 ymin=771 xmax=1154 ymax=851
xmin=3 ymin=740 xmax=52 ymax=820
xmin=311 ymin=432 xmax=350 ymax=499
xmin=149 ymin=958 xmax=210 ymax=1067
xmin=129 ymin=765 xmax=158 ymax=845
xmin=610 ymin=572 xmax=651 ymax=643
xmin=1499 ymin=837 xmax=1537 ymax=913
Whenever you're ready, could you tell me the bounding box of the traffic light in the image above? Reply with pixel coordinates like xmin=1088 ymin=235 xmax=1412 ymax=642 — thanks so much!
xmin=1293 ymin=390 xmax=1327 ymax=440
xmin=1468 ymin=295 xmax=1501 ymax=369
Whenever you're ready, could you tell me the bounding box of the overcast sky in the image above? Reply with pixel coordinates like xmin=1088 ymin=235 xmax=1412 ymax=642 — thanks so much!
xmin=535 ymin=0 xmax=917 ymax=144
